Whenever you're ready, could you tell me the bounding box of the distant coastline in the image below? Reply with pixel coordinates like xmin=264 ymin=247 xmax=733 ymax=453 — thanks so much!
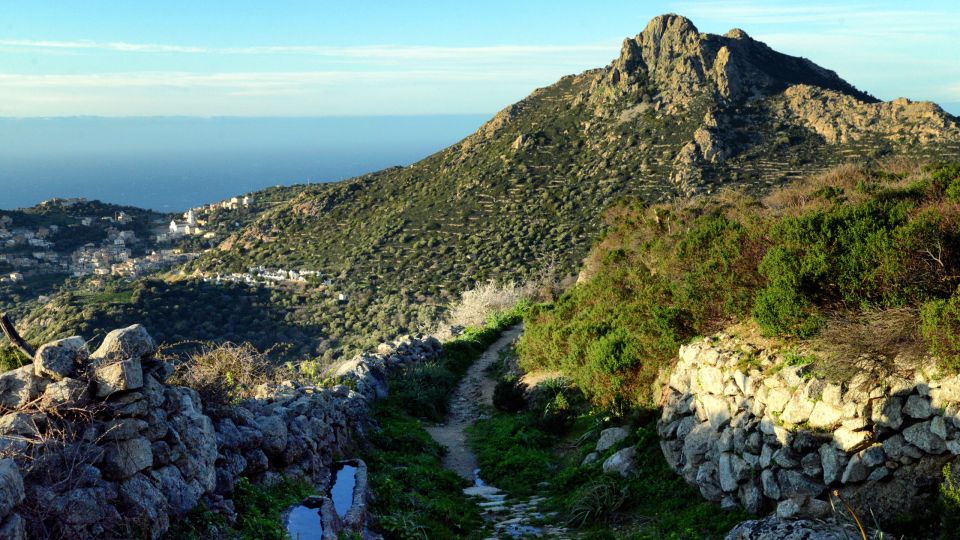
xmin=0 ymin=115 xmax=488 ymax=211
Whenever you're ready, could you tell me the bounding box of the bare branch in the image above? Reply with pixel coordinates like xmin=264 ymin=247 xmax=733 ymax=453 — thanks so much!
xmin=0 ymin=312 xmax=36 ymax=359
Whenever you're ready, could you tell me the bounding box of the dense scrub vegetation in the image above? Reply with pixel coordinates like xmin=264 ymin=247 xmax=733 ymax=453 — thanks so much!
xmin=519 ymin=162 xmax=960 ymax=408
xmin=20 ymin=278 xmax=323 ymax=360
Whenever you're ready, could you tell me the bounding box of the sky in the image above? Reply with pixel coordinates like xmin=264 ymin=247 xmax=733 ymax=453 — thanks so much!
xmin=1 ymin=0 xmax=959 ymax=117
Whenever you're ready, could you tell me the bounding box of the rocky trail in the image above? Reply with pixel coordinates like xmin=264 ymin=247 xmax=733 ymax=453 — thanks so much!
xmin=425 ymin=325 xmax=571 ymax=539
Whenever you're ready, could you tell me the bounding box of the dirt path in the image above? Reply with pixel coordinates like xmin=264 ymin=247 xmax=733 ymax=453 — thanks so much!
xmin=426 ymin=324 xmax=523 ymax=480
xmin=426 ymin=325 xmax=571 ymax=539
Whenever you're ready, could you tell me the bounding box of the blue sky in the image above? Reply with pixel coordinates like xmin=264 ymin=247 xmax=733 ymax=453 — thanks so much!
xmin=1 ymin=0 xmax=958 ymax=116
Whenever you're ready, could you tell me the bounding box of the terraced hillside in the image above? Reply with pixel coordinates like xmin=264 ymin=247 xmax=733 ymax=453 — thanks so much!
xmin=21 ymin=14 xmax=960 ymax=362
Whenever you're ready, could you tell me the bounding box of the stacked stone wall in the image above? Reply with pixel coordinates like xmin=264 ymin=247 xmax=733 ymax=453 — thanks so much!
xmin=659 ymin=333 xmax=960 ymax=519
xmin=0 ymin=324 xmax=441 ymax=539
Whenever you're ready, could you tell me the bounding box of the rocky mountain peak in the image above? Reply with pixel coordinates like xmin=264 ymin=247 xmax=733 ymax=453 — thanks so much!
xmin=610 ymin=14 xmax=874 ymax=105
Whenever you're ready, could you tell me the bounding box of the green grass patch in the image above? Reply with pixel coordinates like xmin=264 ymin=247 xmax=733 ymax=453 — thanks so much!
xmin=467 ymin=413 xmax=555 ymax=495
xmin=470 ymin=405 xmax=750 ymax=539
xmin=363 ymin=402 xmax=483 ymax=539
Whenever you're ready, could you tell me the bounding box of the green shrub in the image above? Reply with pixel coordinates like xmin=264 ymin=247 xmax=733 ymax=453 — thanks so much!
xmin=566 ymin=475 xmax=630 ymax=527
xmin=522 ymin=164 xmax=960 ymax=408
xmin=922 ymin=289 xmax=960 ymax=372
xmin=928 ymin=162 xmax=960 ymax=201
xmin=390 ymin=363 xmax=458 ymax=421
xmin=939 ymin=463 xmax=960 ymax=536
xmin=539 ymin=391 xmax=575 ymax=435
xmin=585 ymin=327 xmax=640 ymax=376
xmin=0 ymin=346 xmax=28 ymax=373
xmin=527 ymin=377 xmax=578 ymax=434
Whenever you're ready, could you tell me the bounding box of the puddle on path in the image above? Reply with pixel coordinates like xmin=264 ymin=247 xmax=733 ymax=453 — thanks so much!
xmin=285 ymin=504 xmax=322 ymax=540
xmin=285 ymin=462 xmax=358 ymax=539
xmin=331 ymin=463 xmax=357 ymax=518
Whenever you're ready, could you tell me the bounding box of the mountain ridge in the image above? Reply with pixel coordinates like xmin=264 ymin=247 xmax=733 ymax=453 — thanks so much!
xmin=20 ymin=13 xmax=960 ymax=362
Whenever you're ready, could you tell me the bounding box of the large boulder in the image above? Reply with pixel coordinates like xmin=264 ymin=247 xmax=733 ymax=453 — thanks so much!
xmin=596 ymin=427 xmax=630 ymax=453
xmin=602 ymin=446 xmax=638 ymax=477
xmin=34 ymin=336 xmax=88 ymax=380
xmin=40 ymin=377 xmax=90 ymax=409
xmin=91 ymin=324 xmax=156 ymax=362
xmin=0 ymin=513 xmax=25 ymax=540
xmin=101 ymin=437 xmax=153 ymax=480
xmin=49 ymin=486 xmax=121 ymax=528
xmin=150 ymin=465 xmax=201 ymax=515
xmin=904 ymin=421 xmax=946 ymax=454
xmin=118 ymin=473 xmax=169 ymax=537
xmin=332 ymin=356 xmax=388 ymax=399
xmin=255 ymin=414 xmax=288 ymax=457
xmin=0 ymin=412 xmax=40 ymax=438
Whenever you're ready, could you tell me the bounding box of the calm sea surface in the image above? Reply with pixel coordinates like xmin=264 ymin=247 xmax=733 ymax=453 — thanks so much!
xmin=0 ymin=115 xmax=487 ymax=212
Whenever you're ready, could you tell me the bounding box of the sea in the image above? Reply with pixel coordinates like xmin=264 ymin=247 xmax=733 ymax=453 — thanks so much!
xmin=0 ymin=115 xmax=488 ymax=212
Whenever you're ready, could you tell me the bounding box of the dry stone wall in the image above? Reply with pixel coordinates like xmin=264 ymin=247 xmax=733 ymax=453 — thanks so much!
xmin=0 ymin=324 xmax=441 ymax=539
xmin=659 ymin=332 xmax=960 ymax=520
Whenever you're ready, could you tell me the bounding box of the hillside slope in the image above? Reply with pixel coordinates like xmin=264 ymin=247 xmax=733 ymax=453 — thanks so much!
xmin=23 ymin=14 xmax=960 ymax=361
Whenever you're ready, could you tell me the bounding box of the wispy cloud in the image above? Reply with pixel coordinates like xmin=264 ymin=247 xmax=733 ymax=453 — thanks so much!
xmin=0 ymin=36 xmax=622 ymax=116
xmin=0 ymin=68 xmax=588 ymax=116
xmin=0 ymin=70 xmax=553 ymax=91
xmin=675 ymin=1 xmax=960 ymax=29
xmin=0 ymin=38 xmax=616 ymax=61
xmin=944 ymin=82 xmax=960 ymax=101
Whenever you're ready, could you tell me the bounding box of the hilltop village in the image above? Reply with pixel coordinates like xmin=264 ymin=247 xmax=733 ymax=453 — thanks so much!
xmin=0 ymin=193 xmax=349 ymax=325
xmin=0 ymin=205 xmax=190 ymax=283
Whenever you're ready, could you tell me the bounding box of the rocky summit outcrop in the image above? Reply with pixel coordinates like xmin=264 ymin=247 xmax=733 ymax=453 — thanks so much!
xmin=659 ymin=332 xmax=960 ymax=520
xmin=594 ymin=14 xmax=960 ymax=194
xmin=0 ymin=325 xmax=441 ymax=539
xmin=777 ymin=85 xmax=960 ymax=145
xmin=609 ymin=14 xmax=872 ymax=107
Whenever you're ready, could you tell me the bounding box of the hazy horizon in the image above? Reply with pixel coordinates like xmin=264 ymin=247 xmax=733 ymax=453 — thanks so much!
xmin=0 ymin=115 xmax=488 ymax=212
